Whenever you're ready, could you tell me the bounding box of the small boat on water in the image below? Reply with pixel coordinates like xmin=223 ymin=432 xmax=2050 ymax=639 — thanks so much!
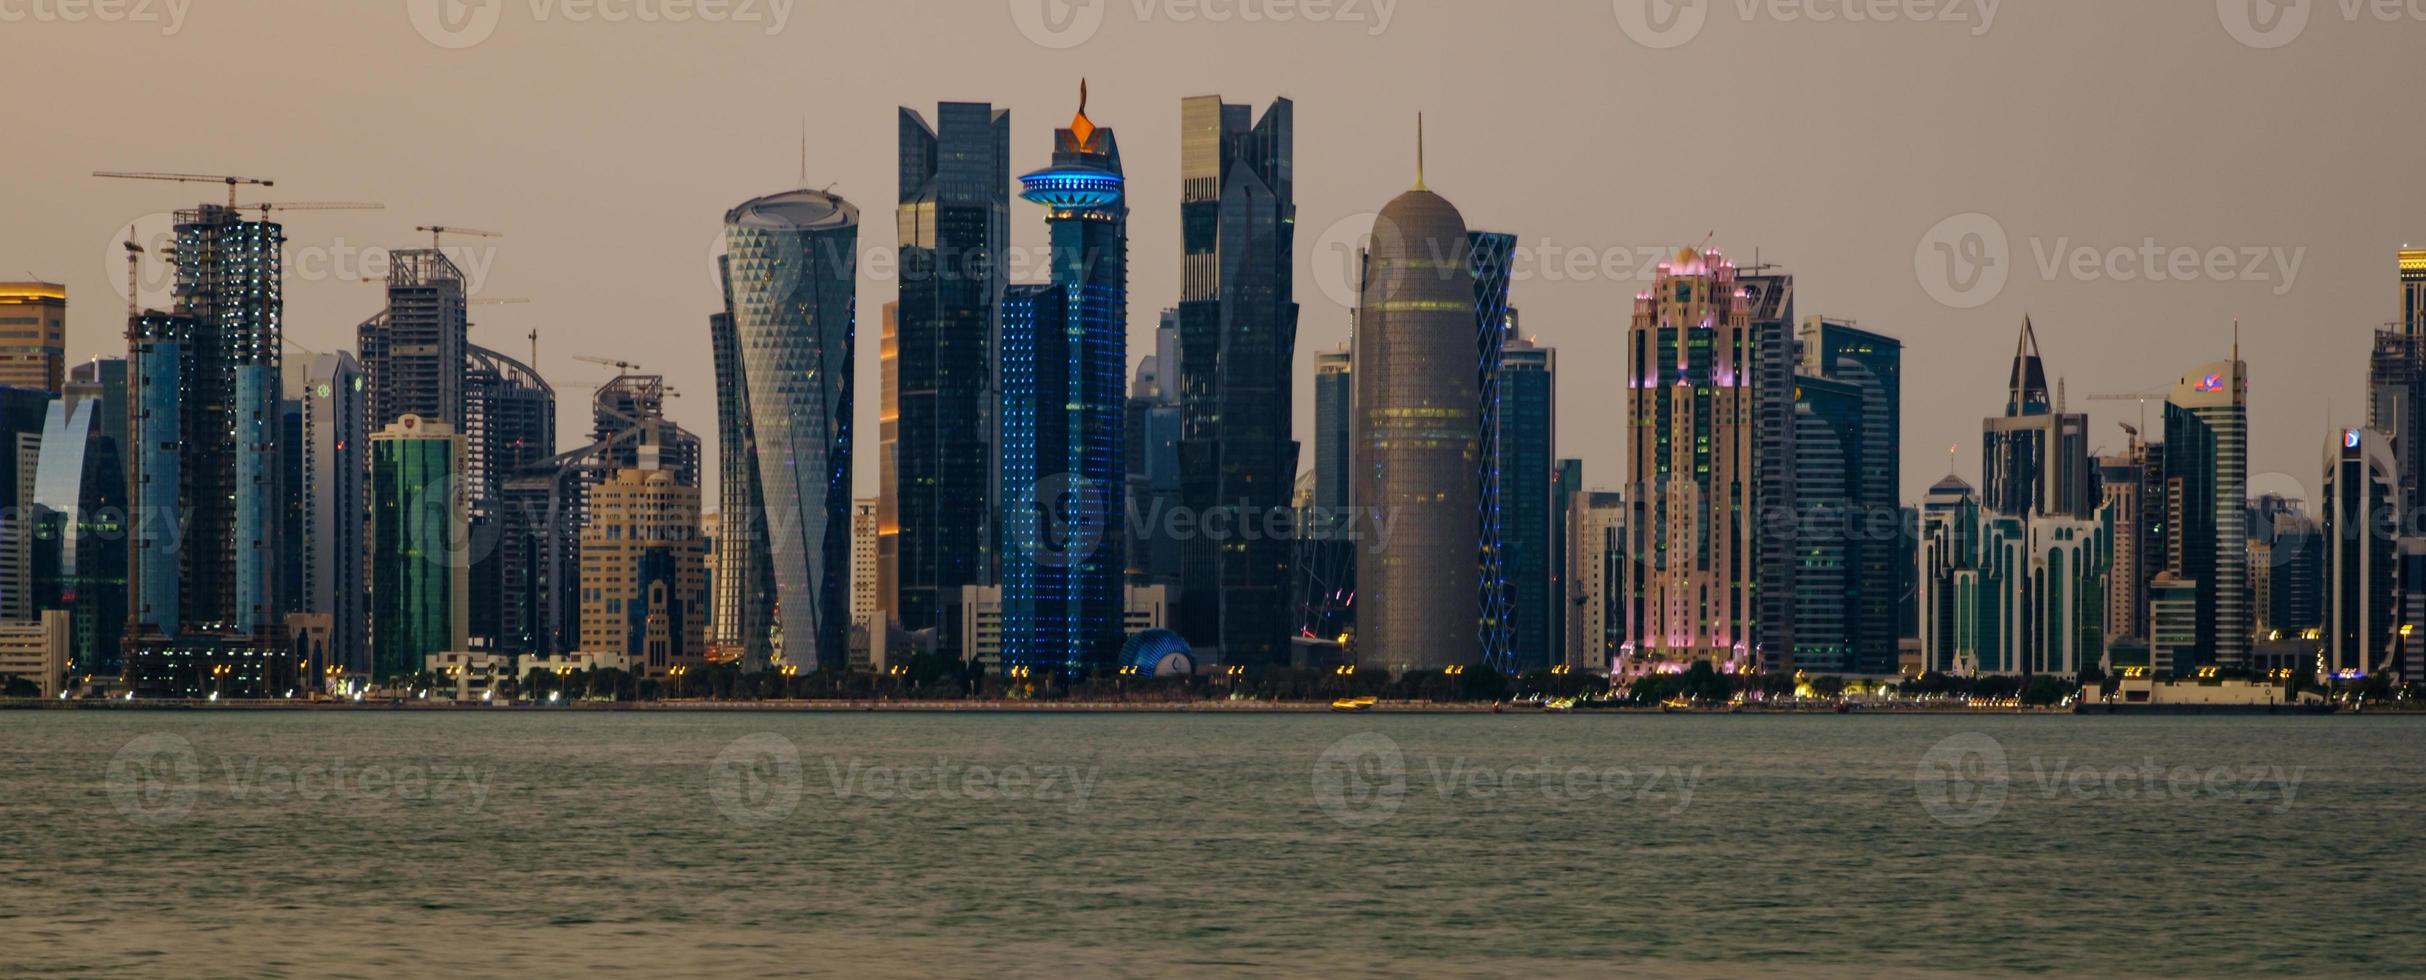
xmin=1331 ymin=696 xmax=1378 ymax=713
xmin=1542 ymin=697 xmax=1576 ymax=714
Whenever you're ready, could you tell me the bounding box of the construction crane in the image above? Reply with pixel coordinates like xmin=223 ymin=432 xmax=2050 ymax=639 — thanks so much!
xmin=95 ymin=171 xmax=274 ymax=207
xmin=121 ymin=241 xmax=144 ymax=318
xmin=414 ymin=225 xmax=501 ymax=251
xmin=235 ymin=201 xmax=384 ymax=220
xmin=575 ymin=355 xmax=644 ymax=375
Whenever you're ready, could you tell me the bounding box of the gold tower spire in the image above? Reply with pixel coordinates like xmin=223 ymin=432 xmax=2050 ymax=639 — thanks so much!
xmin=1414 ymin=113 xmax=1427 ymax=191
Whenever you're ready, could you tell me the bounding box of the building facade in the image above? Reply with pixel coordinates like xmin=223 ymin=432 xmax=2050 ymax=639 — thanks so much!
xmin=895 ymin=101 xmax=1011 ymax=658
xmin=1174 ymin=94 xmax=1298 ymax=668
xmin=371 ymin=415 xmax=468 ymax=681
xmin=2324 ymin=429 xmax=2400 ymax=677
xmin=286 ymin=352 xmax=368 ymax=684
xmin=2164 ymin=348 xmax=2251 ymax=670
xmin=1497 ymin=335 xmax=1556 ymax=672
xmin=579 ymin=468 xmax=706 ymax=678
xmin=1000 ymin=87 xmax=1129 ymax=675
xmin=1625 ymin=247 xmax=1755 ymax=673
xmin=1351 ymin=143 xmax=1479 ymax=673
xmin=0 ymin=282 xmax=67 ymax=393
xmin=722 ymin=188 xmax=859 ymax=672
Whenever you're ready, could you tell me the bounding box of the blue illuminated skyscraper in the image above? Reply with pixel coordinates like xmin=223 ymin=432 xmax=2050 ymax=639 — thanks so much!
xmin=722 ymin=188 xmax=858 ymax=673
xmin=1002 ymin=82 xmax=1129 ymax=675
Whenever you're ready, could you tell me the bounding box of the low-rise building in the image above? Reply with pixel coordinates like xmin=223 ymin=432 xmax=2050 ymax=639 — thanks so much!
xmin=0 ymin=611 xmax=70 ymax=697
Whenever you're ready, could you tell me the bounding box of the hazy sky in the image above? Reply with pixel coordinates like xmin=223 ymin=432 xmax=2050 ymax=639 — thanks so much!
xmin=8 ymin=0 xmax=2422 ymax=509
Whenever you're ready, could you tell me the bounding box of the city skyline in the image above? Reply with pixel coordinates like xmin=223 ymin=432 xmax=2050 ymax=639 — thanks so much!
xmin=11 ymin=5 xmax=2419 ymax=515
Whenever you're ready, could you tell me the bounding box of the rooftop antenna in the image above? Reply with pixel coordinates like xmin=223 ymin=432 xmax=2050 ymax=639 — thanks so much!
xmin=1414 ymin=113 xmax=1426 ymax=191
xmin=530 ymin=328 xmax=540 ymax=370
xmin=799 ymin=117 xmax=808 ymax=187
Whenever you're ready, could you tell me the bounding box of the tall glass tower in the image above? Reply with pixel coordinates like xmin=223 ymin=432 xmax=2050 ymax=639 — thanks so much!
xmin=1314 ymin=344 xmax=1352 ymax=511
xmin=1175 ymin=94 xmax=1297 ymax=667
xmin=370 ymin=415 xmax=468 ymax=680
xmin=1352 ymin=124 xmax=1479 ymax=673
xmin=1798 ymin=317 xmax=1903 ymax=675
xmin=896 ymin=101 xmax=1011 ymax=658
xmin=1497 ymin=334 xmax=1555 ymax=672
xmin=1003 ymin=83 xmax=1129 ymax=675
xmin=2164 ymin=340 xmax=2251 ymax=671
xmin=722 ymin=189 xmax=859 ymax=673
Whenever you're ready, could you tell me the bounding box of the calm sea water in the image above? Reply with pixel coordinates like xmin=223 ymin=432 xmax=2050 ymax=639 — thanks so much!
xmin=2 ymin=711 xmax=2421 ymax=978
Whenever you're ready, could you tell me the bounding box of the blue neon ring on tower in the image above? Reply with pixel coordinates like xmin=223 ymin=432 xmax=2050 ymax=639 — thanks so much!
xmin=1018 ymin=166 xmax=1125 ymax=210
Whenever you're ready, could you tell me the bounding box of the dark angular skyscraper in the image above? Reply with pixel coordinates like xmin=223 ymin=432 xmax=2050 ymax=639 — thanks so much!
xmin=1353 ymin=127 xmax=1480 ymax=672
xmin=896 ymin=101 xmax=1011 ymax=659
xmin=723 ymin=189 xmax=859 ymax=673
xmin=1314 ymin=343 xmax=1352 ymax=511
xmin=359 ymin=250 xmax=468 ymax=431
xmin=464 ymin=345 xmax=553 ymax=653
xmin=1174 ymin=94 xmax=1297 ymax=667
xmin=1003 ymin=84 xmax=1129 ymax=674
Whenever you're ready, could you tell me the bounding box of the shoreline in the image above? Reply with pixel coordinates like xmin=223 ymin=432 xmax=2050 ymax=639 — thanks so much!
xmin=0 ymin=699 xmax=2386 ymax=715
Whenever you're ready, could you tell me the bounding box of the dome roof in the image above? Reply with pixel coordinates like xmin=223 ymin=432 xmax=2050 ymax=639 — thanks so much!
xmin=1374 ymin=188 xmax=1466 ymax=242
xmin=725 ymin=189 xmax=858 ymax=232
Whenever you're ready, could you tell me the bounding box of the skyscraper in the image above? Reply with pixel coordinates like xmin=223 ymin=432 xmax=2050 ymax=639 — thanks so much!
xmin=1797 ymin=317 xmax=1903 ymax=675
xmin=1625 ymin=246 xmax=1755 ymax=673
xmin=122 ymin=205 xmax=290 ymax=697
xmin=370 ymin=414 xmax=468 ymax=680
xmin=1314 ymin=343 xmax=1352 ymax=511
xmin=1001 ymin=84 xmax=1129 ymax=674
xmin=2324 ymin=429 xmax=2399 ymax=677
xmin=1497 ymin=335 xmax=1556 ymax=672
xmin=1352 ymin=125 xmax=1479 ymax=673
xmin=0 ymin=283 xmax=67 ymax=393
xmin=1470 ymin=232 xmax=1516 ymax=672
xmin=580 ymin=468 xmax=706 ymax=677
xmin=1741 ymin=270 xmax=1797 ymax=673
xmin=709 ymin=305 xmax=773 ymax=667
xmin=1123 ymin=326 xmax=1182 ymax=592
xmin=722 ymin=188 xmax=858 ymax=673
xmin=1982 ymin=318 xmax=2094 ymax=520
xmin=464 ymin=345 xmax=554 ymax=654
xmin=286 ymin=353 xmax=368 ymax=684
xmin=359 ymin=250 xmax=468 ymax=430
xmin=1566 ymin=490 xmax=1625 ymax=673
xmin=2405 ymin=248 xmax=2426 ymax=338
xmin=2163 ymin=341 xmax=2251 ymax=671
xmin=896 ymin=100 xmax=1011 ymax=659
xmin=1175 ymin=94 xmax=1298 ymax=667
xmin=31 ymin=387 xmax=125 ymax=677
